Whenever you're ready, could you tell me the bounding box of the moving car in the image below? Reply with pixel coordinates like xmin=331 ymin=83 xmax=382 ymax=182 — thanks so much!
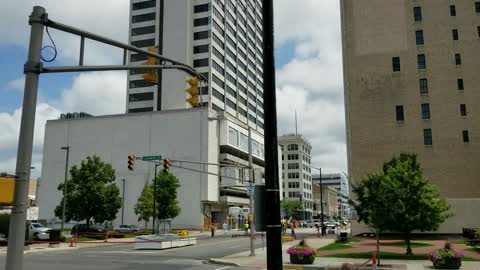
xmin=29 ymin=223 xmax=51 ymax=240
xmin=113 ymin=224 xmax=140 ymax=233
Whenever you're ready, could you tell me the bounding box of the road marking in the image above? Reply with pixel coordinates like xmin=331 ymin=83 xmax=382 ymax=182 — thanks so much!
xmin=214 ymin=267 xmax=233 ymax=270
xmin=227 ymin=244 xmax=245 ymax=249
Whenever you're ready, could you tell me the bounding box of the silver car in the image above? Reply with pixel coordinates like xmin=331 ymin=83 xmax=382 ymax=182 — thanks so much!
xmin=29 ymin=223 xmax=51 ymax=240
xmin=113 ymin=224 xmax=140 ymax=233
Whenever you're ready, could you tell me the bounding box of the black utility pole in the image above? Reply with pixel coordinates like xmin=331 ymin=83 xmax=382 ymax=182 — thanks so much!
xmin=121 ymin=179 xmax=126 ymax=224
xmin=153 ymin=164 xmax=159 ymax=234
xmin=319 ymin=168 xmax=324 ymax=230
xmin=262 ymin=0 xmax=282 ymax=269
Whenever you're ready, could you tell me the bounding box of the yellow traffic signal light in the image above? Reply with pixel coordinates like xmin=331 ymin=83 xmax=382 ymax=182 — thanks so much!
xmin=0 ymin=176 xmax=15 ymax=206
xmin=163 ymin=159 xmax=171 ymax=173
xmin=128 ymin=155 xmax=135 ymax=171
xmin=142 ymin=47 xmax=158 ymax=84
xmin=186 ymin=77 xmax=200 ymax=107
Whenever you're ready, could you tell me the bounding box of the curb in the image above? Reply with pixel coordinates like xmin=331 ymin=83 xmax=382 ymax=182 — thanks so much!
xmin=208 ymin=258 xmax=241 ymax=267
xmin=284 ymin=264 xmax=327 ymax=270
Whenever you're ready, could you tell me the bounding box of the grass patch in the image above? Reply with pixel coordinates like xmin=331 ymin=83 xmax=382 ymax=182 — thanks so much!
xmin=350 ymin=238 xmax=362 ymax=243
xmin=388 ymin=242 xmax=433 ymax=248
xmin=319 ymin=252 xmax=480 ymax=261
xmin=466 ymin=247 xmax=480 ymax=253
xmin=317 ymin=243 xmax=353 ymax=251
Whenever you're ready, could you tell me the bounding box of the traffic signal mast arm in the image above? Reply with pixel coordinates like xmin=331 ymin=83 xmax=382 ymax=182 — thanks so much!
xmin=29 ymin=16 xmax=207 ymax=82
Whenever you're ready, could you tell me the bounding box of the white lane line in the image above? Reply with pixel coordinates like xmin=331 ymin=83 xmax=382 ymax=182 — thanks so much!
xmin=214 ymin=267 xmax=233 ymax=270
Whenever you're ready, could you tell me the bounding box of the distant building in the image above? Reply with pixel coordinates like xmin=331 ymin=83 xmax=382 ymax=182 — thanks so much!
xmin=312 ymin=184 xmax=338 ymax=219
xmin=341 ymin=0 xmax=480 ymax=232
xmin=278 ymin=134 xmax=313 ymax=220
xmin=312 ymin=173 xmax=350 ymax=219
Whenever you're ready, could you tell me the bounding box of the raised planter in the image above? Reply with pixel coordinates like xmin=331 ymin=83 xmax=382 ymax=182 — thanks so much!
xmin=289 ymin=254 xmax=315 ymax=264
xmin=433 ymin=258 xmax=462 ymax=269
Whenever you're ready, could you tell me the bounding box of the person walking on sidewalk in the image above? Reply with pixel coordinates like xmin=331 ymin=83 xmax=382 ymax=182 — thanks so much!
xmin=210 ymin=223 xmax=216 ymax=238
xmin=321 ymin=223 xmax=327 ymax=237
xmin=290 ymin=223 xmax=296 ymax=239
xmin=222 ymin=222 xmax=228 ymax=235
xmin=244 ymin=222 xmax=250 ymax=235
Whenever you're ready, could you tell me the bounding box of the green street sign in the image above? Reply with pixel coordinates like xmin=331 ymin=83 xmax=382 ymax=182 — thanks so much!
xmin=142 ymin=155 xmax=162 ymax=161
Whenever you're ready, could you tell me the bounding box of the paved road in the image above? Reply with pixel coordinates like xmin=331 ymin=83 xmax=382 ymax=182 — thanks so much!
xmin=0 ymin=235 xmax=266 ymax=270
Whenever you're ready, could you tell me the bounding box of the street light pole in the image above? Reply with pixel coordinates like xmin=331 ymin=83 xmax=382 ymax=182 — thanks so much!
xmin=60 ymin=146 xmax=70 ymax=233
xmin=319 ymin=168 xmax=324 ymax=231
xmin=121 ymin=179 xmax=126 ymax=224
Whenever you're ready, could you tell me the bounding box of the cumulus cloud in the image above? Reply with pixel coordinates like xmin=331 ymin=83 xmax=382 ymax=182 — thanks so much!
xmin=6 ymin=77 xmax=25 ymax=92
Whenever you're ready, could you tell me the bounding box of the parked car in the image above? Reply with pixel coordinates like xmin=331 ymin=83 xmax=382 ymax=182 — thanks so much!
xmin=71 ymin=224 xmax=106 ymax=237
xmin=113 ymin=224 xmax=140 ymax=233
xmin=29 ymin=223 xmax=51 ymax=240
xmin=306 ymin=220 xmax=320 ymax=228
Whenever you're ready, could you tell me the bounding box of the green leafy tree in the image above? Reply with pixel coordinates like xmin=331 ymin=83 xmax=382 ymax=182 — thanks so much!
xmin=54 ymin=155 xmax=122 ymax=228
xmin=351 ymin=153 xmax=452 ymax=255
xmin=153 ymin=172 xmax=181 ymax=221
xmin=281 ymin=199 xmax=304 ymax=218
xmin=134 ymin=184 xmax=154 ymax=227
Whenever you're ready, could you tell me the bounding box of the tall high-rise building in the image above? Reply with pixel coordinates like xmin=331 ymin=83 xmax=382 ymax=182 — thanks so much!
xmin=341 ymin=0 xmax=480 ymax=232
xmin=278 ymin=135 xmax=313 ymax=220
xmin=127 ymin=0 xmax=265 ymax=134
xmin=312 ymin=173 xmax=350 ymax=219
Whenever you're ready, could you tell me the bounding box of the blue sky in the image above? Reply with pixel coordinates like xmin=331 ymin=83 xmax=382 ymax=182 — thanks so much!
xmin=0 ymin=0 xmax=346 ymax=177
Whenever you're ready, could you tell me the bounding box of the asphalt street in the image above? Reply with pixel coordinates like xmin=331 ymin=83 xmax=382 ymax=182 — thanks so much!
xmin=0 ymin=234 xmax=266 ymax=270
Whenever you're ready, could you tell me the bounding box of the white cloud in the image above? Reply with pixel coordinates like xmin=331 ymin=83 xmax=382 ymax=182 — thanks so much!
xmin=6 ymin=77 xmax=25 ymax=92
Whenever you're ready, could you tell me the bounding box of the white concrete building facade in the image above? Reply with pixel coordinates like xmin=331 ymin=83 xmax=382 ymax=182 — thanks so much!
xmin=312 ymin=173 xmax=350 ymax=219
xmin=278 ymin=135 xmax=313 ymax=220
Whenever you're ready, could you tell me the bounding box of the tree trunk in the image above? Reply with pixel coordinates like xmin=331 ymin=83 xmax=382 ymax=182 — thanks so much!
xmin=405 ymin=232 xmax=413 ymax=255
xmin=86 ymin=217 xmax=91 ymax=229
xmin=376 ymin=230 xmax=381 ymax=266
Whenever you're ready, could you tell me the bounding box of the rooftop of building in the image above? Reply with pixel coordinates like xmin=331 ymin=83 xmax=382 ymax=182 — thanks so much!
xmin=278 ymin=133 xmax=312 ymax=147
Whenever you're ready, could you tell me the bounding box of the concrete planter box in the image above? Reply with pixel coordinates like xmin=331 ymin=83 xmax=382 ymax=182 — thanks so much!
xmin=134 ymin=235 xmax=196 ymax=250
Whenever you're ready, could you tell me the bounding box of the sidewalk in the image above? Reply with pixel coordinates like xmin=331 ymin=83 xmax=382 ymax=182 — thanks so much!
xmin=209 ymin=237 xmax=480 ymax=270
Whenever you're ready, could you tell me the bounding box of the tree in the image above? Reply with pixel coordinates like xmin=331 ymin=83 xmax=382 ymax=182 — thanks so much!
xmin=153 ymin=172 xmax=181 ymax=222
xmin=351 ymin=153 xmax=452 ymax=255
xmin=281 ymin=199 xmax=304 ymax=218
xmin=134 ymin=184 xmax=154 ymax=227
xmin=54 ymin=155 xmax=122 ymax=228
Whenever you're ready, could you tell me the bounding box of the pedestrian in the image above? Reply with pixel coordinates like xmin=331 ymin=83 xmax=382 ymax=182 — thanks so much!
xmin=210 ymin=223 xmax=216 ymax=238
xmin=244 ymin=222 xmax=250 ymax=235
xmin=321 ymin=223 xmax=327 ymax=237
xmin=315 ymin=224 xmax=320 ymax=237
xmin=282 ymin=222 xmax=287 ymax=235
xmin=290 ymin=223 xmax=296 ymax=239
xmin=222 ymin=222 xmax=228 ymax=235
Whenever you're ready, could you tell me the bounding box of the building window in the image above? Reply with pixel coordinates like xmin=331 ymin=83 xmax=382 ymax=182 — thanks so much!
xmin=194 ymin=45 xmax=209 ymax=54
xmin=131 ymin=25 xmax=156 ymax=36
xmin=392 ymin=57 xmax=401 ymax=72
xmin=287 ymin=144 xmax=299 ymax=151
xmin=194 ymin=17 xmax=211 ymax=27
xmin=414 ymin=7 xmax=422 ymax=22
xmin=463 ymin=130 xmax=470 ymax=143
xmin=419 ymin=78 xmax=428 ymax=95
xmin=226 ymin=99 xmax=237 ymax=110
xmin=455 ymin=54 xmax=462 ymax=65
xmin=129 ymin=92 xmax=154 ymax=102
xmin=476 ymin=2 xmax=480 ymax=13
xmin=452 ymin=29 xmax=459 ymax=40
xmin=129 ymin=79 xmax=154 ymax=88
xmin=194 ymin=3 xmax=211 ymax=13
xmin=132 ymin=0 xmax=156 ymax=10
xmin=194 ymin=31 xmax=210 ymax=40
xmin=131 ymin=39 xmax=155 ymax=48
xmin=128 ymin=107 xmax=153 ymax=113
xmin=478 ymin=26 xmax=480 ymax=37
xmin=228 ymin=127 xmax=238 ymax=146
xmin=416 ymin=30 xmax=424 ymax=45
xmin=458 ymin=79 xmax=464 ymax=90
xmin=421 ymin=103 xmax=430 ymax=120
xmin=450 ymin=5 xmax=456 ymax=16
xmin=460 ymin=104 xmax=467 ymax=116
xmin=132 ymin=13 xmax=156 ymax=23
xmin=194 ymin=58 xmax=209 ymax=67
xmin=396 ymin=105 xmax=404 ymax=121
xmin=418 ymin=54 xmax=426 ymax=70
xmin=424 ymin=129 xmax=432 ymax=146
xmin=130 ymin=53 xmax=148 ymax=62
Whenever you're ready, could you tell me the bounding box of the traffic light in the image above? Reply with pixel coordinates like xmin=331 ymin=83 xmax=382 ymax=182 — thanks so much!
xmin=0 ymin=176 xmax=15 ymax=206
xmin=142 ymin=47 xmax=158 ymax=84
xmin=128 ymin=155 xmax=135 ymax=171
xmin=185 ymin=77 xmax=200 ymax=107
xmin=163 ymin=159 xmax=170 ymax=173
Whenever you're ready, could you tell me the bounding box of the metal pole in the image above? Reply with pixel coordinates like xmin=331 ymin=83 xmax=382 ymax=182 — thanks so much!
xmin=153 ymin=164 xmax=158 ymax=234
xmin=248 ymin=127 xmax=255 ymax=256
xmin=121 ymin=179 xmax=126 ymax=224
xmin=60 ymin=146 xmax=70 ymax=233
xmin=6 ymin=6 xmax=45 ymax=270
xmin=319 ymin=168 xmax=324 ymax=233
xmin=261 ymin=0 xmax=282 ymax=268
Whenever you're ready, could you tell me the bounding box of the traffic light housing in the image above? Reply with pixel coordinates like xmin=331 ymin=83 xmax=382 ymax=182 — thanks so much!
xmin=186 ymin=77 xmax=200 ymax=107
xmin=142 ymin=47 xmax=158 ymax=84
xmin=128 ymin=155 xmax=135 ymax=171
xmin=163 ymin=159 xmax=170 ymax=173
xmin=0 ymin=176 xmax=15 ymax=206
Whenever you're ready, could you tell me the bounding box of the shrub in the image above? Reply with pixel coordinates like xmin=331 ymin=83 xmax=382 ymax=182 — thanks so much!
xmin=109 ymin=232 xmax=126 ymax=238
xmin=428 ymin=242 xmax=462 ymax=267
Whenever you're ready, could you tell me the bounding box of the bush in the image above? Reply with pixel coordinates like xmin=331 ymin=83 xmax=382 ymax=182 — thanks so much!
xmin=108 ymin=232 xmax=126 ymax=238
xmin=49 ymin=229 xmax=62 ymax=242
xmin=0 ymin=214 xmax=10 ymax=238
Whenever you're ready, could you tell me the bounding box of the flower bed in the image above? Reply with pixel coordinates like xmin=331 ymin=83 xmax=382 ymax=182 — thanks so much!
xmin=428 ymin=242 xmax=462 ymax=269
xmin=287 ymin=240 xmax=316 ymax=265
